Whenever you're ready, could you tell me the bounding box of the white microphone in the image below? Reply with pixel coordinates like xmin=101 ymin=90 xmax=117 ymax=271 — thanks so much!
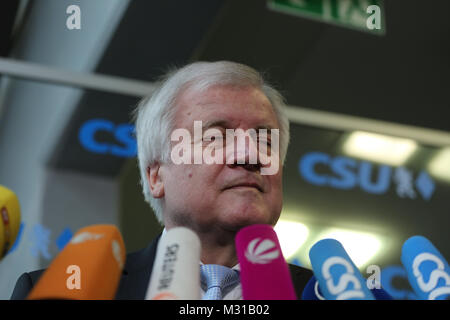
xmin=145 ymin=227 xmax=201 ymax=300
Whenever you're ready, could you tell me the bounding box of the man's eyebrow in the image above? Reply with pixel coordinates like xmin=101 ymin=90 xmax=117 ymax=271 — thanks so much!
xmin=201 ymin=120 xmax=230 ymax=131
xmin=201 ymin=120 xmax=276 ymax=131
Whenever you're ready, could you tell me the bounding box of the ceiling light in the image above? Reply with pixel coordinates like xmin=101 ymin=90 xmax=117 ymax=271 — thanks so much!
xmin=311 ymin=228 xmax=382 ymax=268
xmin=428 ymin=147 xmax=450 ymax=182
xmin=274 ymin=219 xmax=309 ymax=259
xmin=343 ymin=131 xmax=417 ymax=166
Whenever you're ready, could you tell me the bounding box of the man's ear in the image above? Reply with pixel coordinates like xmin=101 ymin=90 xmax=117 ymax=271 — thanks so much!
xmin=146 ymin=163 xmax=165 ymax=198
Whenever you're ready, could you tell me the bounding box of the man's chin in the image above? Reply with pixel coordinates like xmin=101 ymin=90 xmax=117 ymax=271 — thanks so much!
xmin=222 ymin=209 xmax=275 ymax=232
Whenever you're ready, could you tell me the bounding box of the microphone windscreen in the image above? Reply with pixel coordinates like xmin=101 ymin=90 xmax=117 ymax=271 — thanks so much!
xmin=235 ymin=224 xmax=297 ymax=300
xmin=370 ymin=287 xmax=393 ymax=300
xmin=301 ymin=275 xmax=392 ymax=300
xmin=301 ymin=275 xmax=325 ymax=300
xmin=145 ymin=227 xmax=201 ymax=300
xmin=0 ymin=185 xmax=21 ymax=259
xmin=309 ymin=238 xmax=375 ymax=300
xmin=27 ymin=224 xmax=125 ymax=300
xmin=401 ymin=235 xmax=450 ymax=300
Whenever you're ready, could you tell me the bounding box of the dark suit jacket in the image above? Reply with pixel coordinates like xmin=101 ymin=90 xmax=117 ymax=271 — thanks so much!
xmin=11 ymin=233 xmax=313 ymax=299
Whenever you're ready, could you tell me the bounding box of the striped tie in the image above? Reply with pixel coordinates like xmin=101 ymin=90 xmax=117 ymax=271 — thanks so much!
xmin=200 ymin=264 xmax=240 ymax=300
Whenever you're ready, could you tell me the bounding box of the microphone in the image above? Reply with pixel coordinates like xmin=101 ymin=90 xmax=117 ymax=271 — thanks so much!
xmin=145 ymin=227 xmax=201 ymax=300
xmin=309 ymin=238 xmax=375 ymax=300
xmin=301 ymin=275 xmax=325 ymax=300
xmin=301 ymin=275 xmax=393 ymax=300
xmin=370 ymin=286 xmax=394 ymax=300
xmin=27 ymin=224 xmax=125 ymax=300
xmin=0 ymin=185 xmax=21 ymax=260
xmin=401 ymin=235 xmax=450 ymax=300
xmin=235 ymin=224 xmax=297 ymax=300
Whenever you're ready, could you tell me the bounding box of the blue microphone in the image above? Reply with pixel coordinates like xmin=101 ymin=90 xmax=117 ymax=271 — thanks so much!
xmin=309 ymin=239 xmax=375 ymax=300
xmin=370 ymin=287 xmax=394 ymax=300
xmin=401 ymin=235 xmax=450 ymax=300
xmin=301 ymin=275 xmax=393 ymax=300
xmin=301 ymin=276 xmax=326 ymax=300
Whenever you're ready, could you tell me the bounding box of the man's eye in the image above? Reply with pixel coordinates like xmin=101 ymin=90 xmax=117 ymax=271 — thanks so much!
xmin=204 ymin=135 xmax=223 ymax=142
xmin=258 ymin=138 xmax=271 ymax=146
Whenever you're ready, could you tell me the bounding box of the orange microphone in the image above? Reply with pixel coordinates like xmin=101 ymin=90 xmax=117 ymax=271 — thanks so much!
xmin=27 ymin=224 xmax=126 ymax=300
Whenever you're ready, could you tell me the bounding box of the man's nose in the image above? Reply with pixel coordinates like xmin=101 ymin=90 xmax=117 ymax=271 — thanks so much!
xmin=225 ymin=134 xmax=261 ymax=172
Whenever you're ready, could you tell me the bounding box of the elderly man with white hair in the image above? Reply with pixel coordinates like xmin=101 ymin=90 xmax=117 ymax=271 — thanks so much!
xmin=11 ymin=61 xmax=313 ymax=300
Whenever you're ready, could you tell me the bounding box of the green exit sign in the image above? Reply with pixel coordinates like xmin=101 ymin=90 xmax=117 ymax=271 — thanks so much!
xmin=268 ymin=0 xmax=385 ymax=35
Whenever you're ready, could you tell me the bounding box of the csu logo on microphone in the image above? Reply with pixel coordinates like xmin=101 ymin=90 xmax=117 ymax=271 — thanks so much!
xmin=245 ymin=238 xmax=280 ymax=264
xmin=412 ymin=253 xmax=450 ymax=300
xmin=321 ymin=256 xmax=366 ymax=300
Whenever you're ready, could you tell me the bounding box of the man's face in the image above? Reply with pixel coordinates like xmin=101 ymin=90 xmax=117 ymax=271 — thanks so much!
xmin=154 ymin=85 xmax=283 ymax=234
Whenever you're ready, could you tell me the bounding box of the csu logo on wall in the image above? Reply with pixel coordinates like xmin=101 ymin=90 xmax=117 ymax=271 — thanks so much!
xmin=298 ymin=152 xmax=435 ymax=200
xmin=78 ymin=119 xmax=137 ymax=158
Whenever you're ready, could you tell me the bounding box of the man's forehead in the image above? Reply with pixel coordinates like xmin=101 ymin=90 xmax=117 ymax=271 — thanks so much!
xmin=174 ymin=86 xmax=279 ymax=129
xmin=176 ymin=109 xmax=279 ymax=132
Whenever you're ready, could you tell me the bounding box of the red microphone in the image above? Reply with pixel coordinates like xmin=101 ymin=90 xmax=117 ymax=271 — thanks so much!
xmin=235 ymin=224 xmax=297 ymax=299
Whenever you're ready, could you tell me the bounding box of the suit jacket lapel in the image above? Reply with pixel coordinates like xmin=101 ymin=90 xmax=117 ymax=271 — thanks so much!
xmin=114 ymin=233 xmax=161 ymax=299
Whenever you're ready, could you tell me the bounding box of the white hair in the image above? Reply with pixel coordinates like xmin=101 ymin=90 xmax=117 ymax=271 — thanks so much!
xmin=133 ymin=61 xmax=290 ymax=225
